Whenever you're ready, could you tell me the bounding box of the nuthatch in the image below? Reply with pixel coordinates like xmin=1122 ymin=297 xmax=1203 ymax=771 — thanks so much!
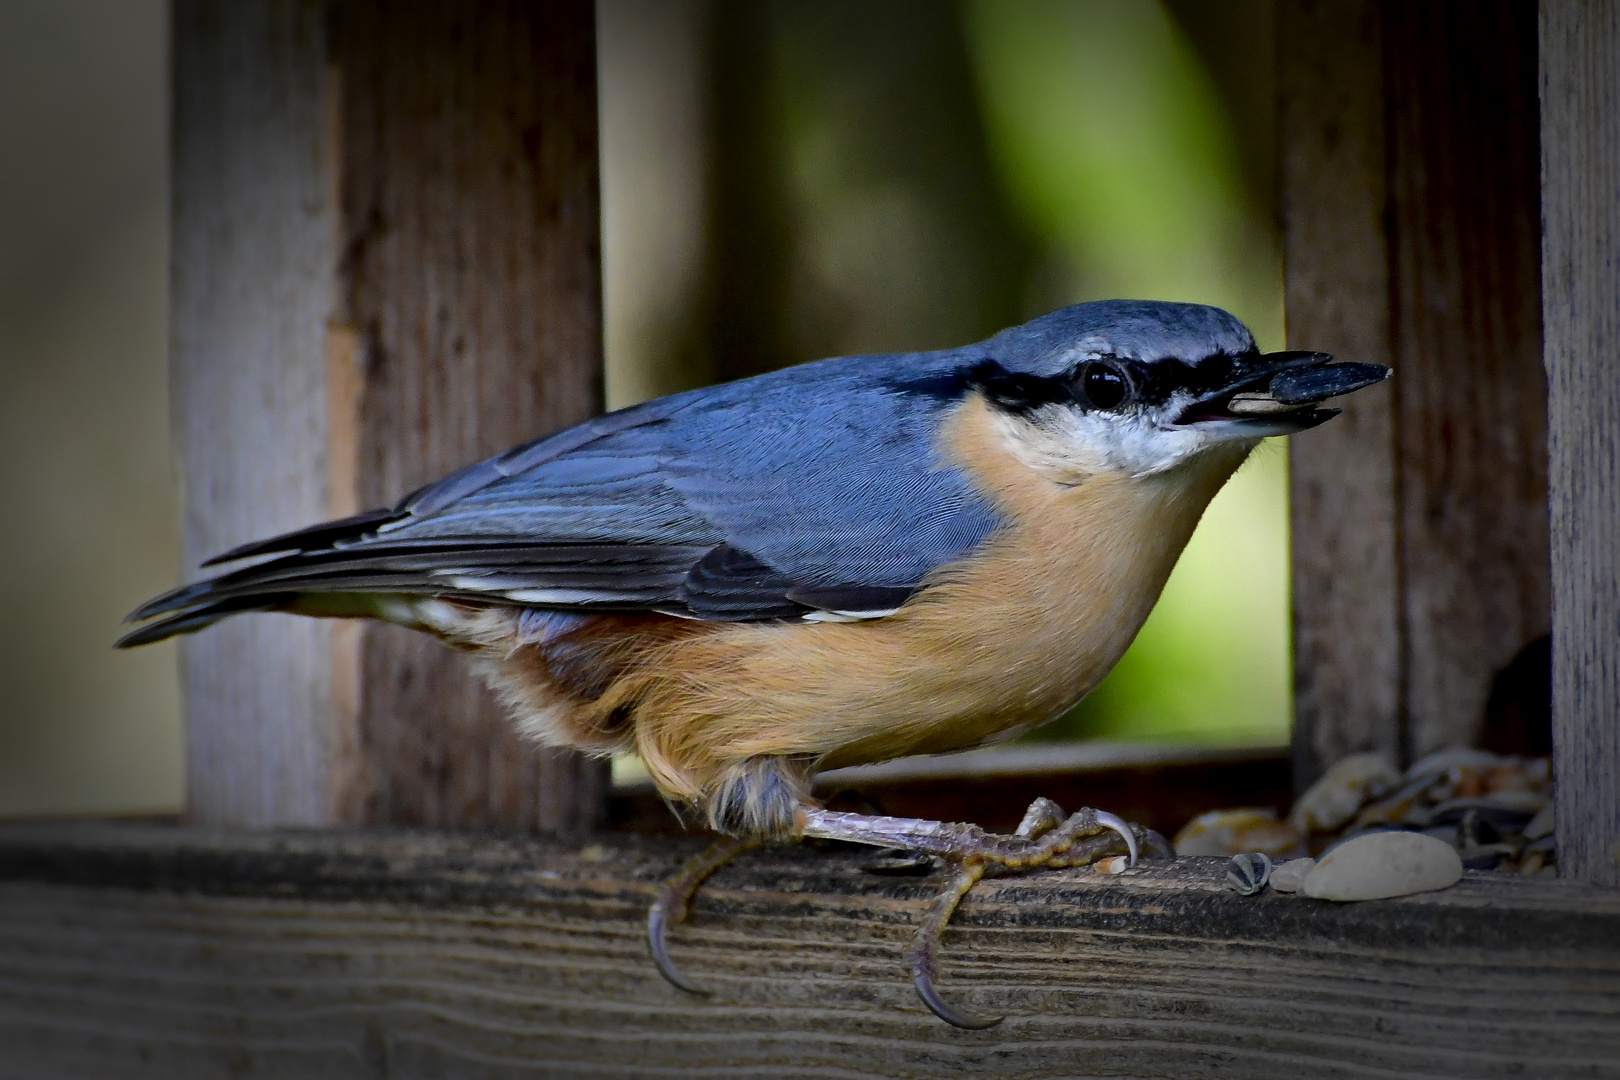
xmin=122 ymin=299 xmax=1388 ymax=1026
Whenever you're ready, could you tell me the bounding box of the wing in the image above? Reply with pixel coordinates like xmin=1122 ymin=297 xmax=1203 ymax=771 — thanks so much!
xmin=120 ymin=351 xmax=1004 ymax=646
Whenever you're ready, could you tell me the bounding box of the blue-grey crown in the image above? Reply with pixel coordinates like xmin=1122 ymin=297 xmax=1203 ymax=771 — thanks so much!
xmin=986 ymin=299 xmax=1259 ymax=379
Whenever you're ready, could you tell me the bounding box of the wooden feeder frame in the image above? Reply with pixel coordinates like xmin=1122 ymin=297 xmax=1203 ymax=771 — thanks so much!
xmin=3 ymin=3 xmax=1617 ymax=1076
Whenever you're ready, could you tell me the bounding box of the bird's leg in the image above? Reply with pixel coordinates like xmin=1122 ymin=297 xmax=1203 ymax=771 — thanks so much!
xmin=647 ymin=832 xmax=763 ymax=994
xmin=802 ymin=801 xmax=1162 ymax=1028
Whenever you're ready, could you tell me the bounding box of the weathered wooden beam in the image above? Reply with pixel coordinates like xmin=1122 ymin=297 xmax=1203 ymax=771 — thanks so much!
xmin=171 ymin=0 xmax=606 ymax=831
xmin=1540 ymin=0 xmax=1620 ymax=888
xmin=1 ymin=825 xmax=1617 ymax=1078
xmin=1280 ymin=0 xmax=1403 ymax=789
xmin=172 ymin=0 xmax=336 ymax=829
xmin=1281 ymin=0 xmax=1550 ymax=787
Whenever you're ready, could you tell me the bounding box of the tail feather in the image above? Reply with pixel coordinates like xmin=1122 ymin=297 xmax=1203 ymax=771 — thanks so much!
xmin=114 ymin=596 xmax=292 ymax=647
xmin=119 ymin=536 xmax=719 ymax=648
xmin=198 ymin=507 xmax=398 ymax=566
xmin=124 ymin=579 xmax=219 ymax=623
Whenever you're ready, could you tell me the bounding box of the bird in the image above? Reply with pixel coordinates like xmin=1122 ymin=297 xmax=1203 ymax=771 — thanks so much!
xmin=120 ymin=298 xmax=1388 ymax=1027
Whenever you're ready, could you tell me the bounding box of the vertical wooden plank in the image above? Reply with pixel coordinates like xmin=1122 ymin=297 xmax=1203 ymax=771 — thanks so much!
xmin=1384 ymin=2 xmax=1549 ymax=761
xmin=329 ymin=0 xmax=607 ymax=832
xmin=172 ymin=0 xmax=336 ymax=826
xmin=172 ymin=0 xmax=607 ymax=831
xmin=1280 ymin=0 xmax=1403 ymax=788
xmin=1283 ymin=1 xmax=1551 ymax=787
xmin=1541 ymin=0 xmax=1620 ymax=887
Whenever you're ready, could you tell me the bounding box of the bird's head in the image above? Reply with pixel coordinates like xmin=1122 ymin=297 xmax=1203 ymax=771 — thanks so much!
xmin=967 ymin=299 xmax=1389 ymax=482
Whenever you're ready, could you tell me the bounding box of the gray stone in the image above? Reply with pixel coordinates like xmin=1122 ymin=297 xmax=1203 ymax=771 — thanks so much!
xmin=1302 ymin=831 xmax=1463 ymax=901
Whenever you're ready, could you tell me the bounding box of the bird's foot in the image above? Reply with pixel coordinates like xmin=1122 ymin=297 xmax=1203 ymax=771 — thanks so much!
xmin=803 ymin=799 xmax=1169 ymax=1028
xmin=644 ymin=799 xmax=1168 ymax=1028
xmin=646 ymin=832 xmax=763 ymax=994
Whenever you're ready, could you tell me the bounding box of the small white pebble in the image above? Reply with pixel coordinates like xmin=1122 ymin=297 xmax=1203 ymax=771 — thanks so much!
xmin=1302 ymin=831 xmax=1462 ymax=901
xmin=1268 ymin=857 xmax=1317 ymax=893
xmin=1095 ymin=855 xmax=1128 ymax=875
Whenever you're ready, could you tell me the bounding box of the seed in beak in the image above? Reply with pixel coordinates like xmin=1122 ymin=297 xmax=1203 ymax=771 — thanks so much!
xmin=1226 ymin=393 xmax=1311 ymax=416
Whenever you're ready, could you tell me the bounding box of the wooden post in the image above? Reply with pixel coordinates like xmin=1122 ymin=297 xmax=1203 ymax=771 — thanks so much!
xmin=1279 ymin=0 xmax=1403 ymax=789
xmin=171 ymin=0 xmax=607 ymax=831
xmin=1281 ymin=0 xmax=1550 ymax=788
xmin=172 ymin=0 xmax=337 ymax=827
xmin=1383 ymin=1 xmax=1549 ymax=767
xmin=1541 ymin=0 xmax=1620 ymax=887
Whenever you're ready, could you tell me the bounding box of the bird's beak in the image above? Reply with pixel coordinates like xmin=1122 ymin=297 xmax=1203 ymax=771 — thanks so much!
xmin=1172 ymin=351 xmax=1390 ymax=437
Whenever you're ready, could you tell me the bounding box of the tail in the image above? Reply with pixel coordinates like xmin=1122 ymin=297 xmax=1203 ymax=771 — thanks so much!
xmin=116 ymin=508 xmax=702 ymax=647
xmin=117 ymin=508 xmax=407 ymax=648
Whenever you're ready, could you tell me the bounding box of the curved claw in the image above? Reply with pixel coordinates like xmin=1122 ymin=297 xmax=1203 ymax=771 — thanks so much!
xmin=912 ymin=971 xmax=1004 ymax=1030
xmin=1094 ymin=809 xmax=1139 ymax=866
xmin=645 ymin=833 xmax=764 ymax=996
xmin=647 ymin=899 xmax=710 ymax=996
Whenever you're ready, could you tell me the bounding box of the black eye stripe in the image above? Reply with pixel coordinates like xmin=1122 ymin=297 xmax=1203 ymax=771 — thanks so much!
xmin=1123 ymin=350 xmax=1256 ymax=406
xmin=952 ymin=350 xmax=1262 ymax=417
xmin=965 ymin=361 xmax=1070 ymax=413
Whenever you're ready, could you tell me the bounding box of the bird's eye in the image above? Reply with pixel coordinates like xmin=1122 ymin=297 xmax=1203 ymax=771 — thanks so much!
xmin=1077 ymin=362 xmax=1132 ymax=410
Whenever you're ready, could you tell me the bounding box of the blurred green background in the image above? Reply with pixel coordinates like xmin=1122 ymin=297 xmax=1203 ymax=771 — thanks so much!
xmin=0 ymin=0 xmax=1286 ymax=819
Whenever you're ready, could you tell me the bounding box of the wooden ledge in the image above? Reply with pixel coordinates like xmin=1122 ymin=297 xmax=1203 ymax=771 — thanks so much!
xmin=2 ymin=824 xmax=1617 ymax=1078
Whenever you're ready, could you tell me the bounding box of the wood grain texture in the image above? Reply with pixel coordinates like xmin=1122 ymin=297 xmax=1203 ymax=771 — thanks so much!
xmin=1281 ymin=0 xmax=1551 ymax=785
xmin=329 ymin=0 xmax=607 ymax=833
xmin=2 ymin=825 xmax=1618 ymax=1079
xmin=1384 ymin=1 xmax=1549 ymax=760
xmin=172 ymin=0 xmax=337 ymax=826
xmin=170 ymin=1 xmax=607 ymax=831
xmin=1540 ymin=0 xmax=1620 ymax=887
xmin=1280 ymin=0 xmax=1402 ymax=788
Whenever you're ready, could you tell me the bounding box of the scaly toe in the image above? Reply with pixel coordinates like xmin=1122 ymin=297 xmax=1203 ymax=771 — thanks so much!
xmin=904 ymin=858 xmax=1001 ymax=1028
xmin=1015 ymin=797 xmax=1067 ymax=839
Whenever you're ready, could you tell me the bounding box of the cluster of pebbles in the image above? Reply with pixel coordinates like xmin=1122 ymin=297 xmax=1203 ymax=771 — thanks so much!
xmin=1173 ymin=748 xmax=1555 ymax=900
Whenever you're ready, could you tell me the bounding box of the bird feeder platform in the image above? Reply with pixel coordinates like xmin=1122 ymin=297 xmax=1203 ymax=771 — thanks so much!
xmin=4 ymin=823 xmax=1618 ymax=1079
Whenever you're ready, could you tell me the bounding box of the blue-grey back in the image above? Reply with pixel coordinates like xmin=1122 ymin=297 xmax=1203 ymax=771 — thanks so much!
xmin=388 ymin=346 xmax=1004 ymax=592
